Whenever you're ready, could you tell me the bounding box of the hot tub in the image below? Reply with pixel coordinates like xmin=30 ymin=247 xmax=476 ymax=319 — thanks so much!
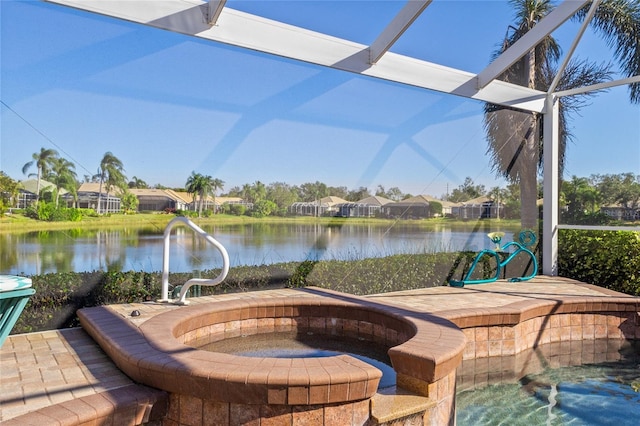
xmin=78 ymin=291 xmax=466 ymax=425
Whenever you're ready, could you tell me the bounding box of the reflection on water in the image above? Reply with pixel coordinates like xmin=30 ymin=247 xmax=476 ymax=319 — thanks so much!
xmin=456 ymin=339 xmax=640 ymax=425
xmin=1 ymin=222 xmax=514 ymax=275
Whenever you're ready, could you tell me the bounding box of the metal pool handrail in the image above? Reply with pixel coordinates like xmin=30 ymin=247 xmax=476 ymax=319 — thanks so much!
xmin=159 ymin=217 xmax=229 ymax=305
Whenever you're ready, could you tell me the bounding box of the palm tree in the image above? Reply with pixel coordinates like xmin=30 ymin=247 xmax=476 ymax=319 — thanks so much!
xmin=95 ymin=152 xmax=126 ymax=214
xmin=597 ymin=172 xmax=640 ymax=210
xmin=128 ymin=176 xmax=149 ymax=189
xmin=199 ymin=176 xmax=214 ymax=214
xmin=488 ymin=186 xmax=508 ymax=220
xmin=0 ymin=172 xmax=19 ymax=211
xmin=48 ymin=157 xmax=77 ymax=207
xmin=186 ymin=172 xmax=214 ymax=217
xmin=562 ymin=175 xmax=601 ymax=219
xmin=185 ymin=172 xmax=202 ymax=214
xmin=22 ymin=147 xmax=59 ymax=207
xmin=241 ymin=183 xmax=254 ymax=204
xmin=210 ymin=178 xmax=225 ymax=214
xmin=252 ymin=181 xmax=266 ymax=204
xmin=579 ymin=0 xmax=640 ymax=103
xmin=484 ymin=0 xmax=640 ymax=229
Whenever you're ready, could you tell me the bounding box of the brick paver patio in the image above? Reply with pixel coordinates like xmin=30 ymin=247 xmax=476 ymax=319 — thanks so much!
xmin=1 ymin=276 xmax=637 ymax=424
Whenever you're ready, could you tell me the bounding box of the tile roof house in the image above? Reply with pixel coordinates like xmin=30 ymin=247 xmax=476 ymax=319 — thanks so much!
xmin=416 ymin=195 xmax=457 ymax=217
xmin=76 ymin=182 xmax=121 ymax=213
xmin=17 ymin=179 xmax=68 ymax=208
xmin=452 ymin=196 xmax=505 ymax=219
xmin=335 ymin=196 xmax=393 ymax=217
xmin=288 ymin=196 xmax=349 ymax=217
xmin=381 ymin=195 xmax=432 ymax=219
xmin=356 ymin=196 xmax=393 ymax=206
xmin=130 ymin=188 xmax=191 ymax=212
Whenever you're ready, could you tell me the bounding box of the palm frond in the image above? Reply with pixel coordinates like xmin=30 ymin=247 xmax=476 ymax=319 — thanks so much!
xmin=576 ymin=0 xmax=640 ymax=102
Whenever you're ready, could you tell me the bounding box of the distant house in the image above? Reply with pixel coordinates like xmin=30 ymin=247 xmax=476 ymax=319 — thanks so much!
xmin=601 ymin=204 xmax=640 ymax=221
xmin=173 ymin=193 xmax=252 ymax=213
xmin=130 ymin=188 xmax=190 ymax=212
xmin=170 ymin=191 xmax=198 ymax=211
xmin=289 ymin=201 xmax=327 ymax=216
xmin=214 ymin=196 xmax=252 ymax=212
xmin=452 ymin=196 xmax=503 ymax=219
xmin=165 ymin=190 xmax=194 ymax=211
xmin=336 ymin=196 xmax=392 ymax=217
xmin=320 ymin=196 xmax=348 ymax=216
xmin=76 ymin=182 xmax=121 ymax=213
xmin=288 ymin=196 xmax=348 ymax=216
xmin=17 ymin=179 xmax=68 ymax=208
xmin=381 ymin=195 xmax=431 ymax=219
xmin=415 ymin=195 xmax=456 ymax=217
xmin=357 ymin=195 xmax=393 ymax=207
xmin=335 ymin=203 xmax=376 ymax=217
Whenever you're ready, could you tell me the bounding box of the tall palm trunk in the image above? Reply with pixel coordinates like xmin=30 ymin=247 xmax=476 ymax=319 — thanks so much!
xmin=97 ymin=178 xmax=104 ymax=214
xmin=520 ymin=153 xmax=539 ymax=228
xmin=35 ymin=167 xmax=42 ymax=207
xmin=520 ymin=49 xmax=540 ymax=230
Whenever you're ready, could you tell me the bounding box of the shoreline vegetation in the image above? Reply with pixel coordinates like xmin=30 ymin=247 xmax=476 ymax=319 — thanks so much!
xmin=0 ymin=212 xmax=525 ymax=234
xmin=14 ymin=250 xmax=533 ymax=335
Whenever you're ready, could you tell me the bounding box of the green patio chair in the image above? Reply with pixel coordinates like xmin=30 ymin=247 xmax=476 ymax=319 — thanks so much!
xmin=0 ymin=275 xmax=35 ymax=347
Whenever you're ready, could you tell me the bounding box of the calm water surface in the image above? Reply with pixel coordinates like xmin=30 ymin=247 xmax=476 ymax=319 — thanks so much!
xmin=1 ymin=222 xmax=512 ymax=275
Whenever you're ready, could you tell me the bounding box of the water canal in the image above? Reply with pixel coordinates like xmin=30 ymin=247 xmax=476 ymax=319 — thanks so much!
xmin=1 ymin=222 xmax=514 ymax=275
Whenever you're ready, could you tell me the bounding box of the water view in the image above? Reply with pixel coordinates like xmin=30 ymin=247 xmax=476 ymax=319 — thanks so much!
xmin=1 ymin=222 xmax=513 ymax=275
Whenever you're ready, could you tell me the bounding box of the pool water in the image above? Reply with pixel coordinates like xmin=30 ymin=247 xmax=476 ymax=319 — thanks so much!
xmin=195 ymin=330 xmax=397 ymax=388
xmin=456 ymin=340 xmax=640 ymax=425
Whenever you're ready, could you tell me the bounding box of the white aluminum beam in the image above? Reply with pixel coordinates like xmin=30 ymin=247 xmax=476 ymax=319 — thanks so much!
xmin=44 ymin=0 xmax=547 ymax=112
xmin=548 ymin=0 xmax=601 ymax=94
xmin=542 ymin=95 xmax=560 ymax=276
xmin=556 ymin=75 xmax=640 ymax=97
xmin=207 ymin=0 xmax=226 ymax=26
xmin=558 ymin=224 xmax=640 ymax=231
xmin=476 ymin=0 xmax=590 ymax=90
xmin=369 ymin=0 xmax=432 ymax=64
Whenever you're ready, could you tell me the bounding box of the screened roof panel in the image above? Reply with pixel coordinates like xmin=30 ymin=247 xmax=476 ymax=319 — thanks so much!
xmin=226 ymin=0 xmax=406 ymax=45
xmin=382 ymin=1 xmax=515 ymax=73
xmin=47 ymin=0 xmax=567 ymax=112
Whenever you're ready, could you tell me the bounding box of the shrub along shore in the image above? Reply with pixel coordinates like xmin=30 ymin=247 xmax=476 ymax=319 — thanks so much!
xmin=4 ymin=213 xmax=639 ymax=336
xmin=15 ymin=251 xmax=534 ymax=335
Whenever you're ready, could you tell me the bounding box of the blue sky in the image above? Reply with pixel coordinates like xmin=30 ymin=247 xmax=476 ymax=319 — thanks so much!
xmin=1 ymin=0 xmax=638 ymax=198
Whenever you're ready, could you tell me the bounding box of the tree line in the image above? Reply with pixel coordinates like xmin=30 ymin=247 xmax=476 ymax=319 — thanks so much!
xmin=562 ymin=173 xmax=640 ymax=224
xmin=14 ymin=148 xmax=135 ymax=215
xmin=2 ymin=145 xmax=638 ymax=224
